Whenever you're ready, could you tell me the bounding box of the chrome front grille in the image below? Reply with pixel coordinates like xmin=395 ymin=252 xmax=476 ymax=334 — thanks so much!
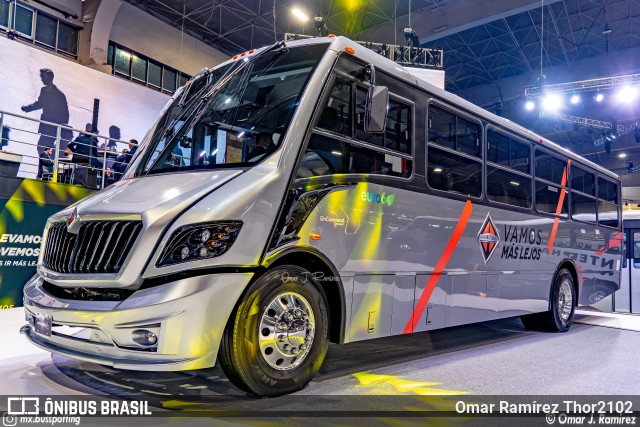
xmin=42 ymin=221 xmax=143 ymax=274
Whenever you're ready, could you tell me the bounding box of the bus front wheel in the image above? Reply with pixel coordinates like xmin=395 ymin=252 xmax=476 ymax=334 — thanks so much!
xmin=520 ymin=268 xmax=575 ymax=332
xmin=219 ymin=266 xmax=329 ymax=397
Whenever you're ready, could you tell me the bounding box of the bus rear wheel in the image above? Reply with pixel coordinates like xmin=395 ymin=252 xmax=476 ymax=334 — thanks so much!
xmin=218 ymin=266 xmax=329 ymax=397
xmin=520 ymin=268 xmax=575 ymax=332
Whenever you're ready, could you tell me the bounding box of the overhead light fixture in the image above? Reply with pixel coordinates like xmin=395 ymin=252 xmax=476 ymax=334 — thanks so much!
xmin=542 ymin=93 xmax=562 ymax=112
xmin=570 ymin=94 xmax=580 ymax=104
xmin=615 ymin=86 xmax=638 ymax=104
xmin=619 ymin=153 xmax=627 ymax=158
xmin=595 ymin=92 xmax=604 ymax=102
xmin=291 ymin=7 xmax=309 ymax=22
xmin=525 ymin=100 xmax=535 ymax=111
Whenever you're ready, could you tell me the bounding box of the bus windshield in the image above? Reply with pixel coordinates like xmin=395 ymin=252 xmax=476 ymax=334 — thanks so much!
xmin=134 ymin=43 xmax=329 ymax=176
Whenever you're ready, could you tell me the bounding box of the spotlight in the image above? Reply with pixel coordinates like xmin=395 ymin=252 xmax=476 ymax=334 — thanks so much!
xmin=403 ymin=27 xmax=420 ymax=47
xmin=542 ymin=93 xmax=562 ymax=112
xmin=291 ymin=7 xmax=309 ymax=22
xmin=313 ymin=16 xmax=328 ymax=37
xmin=525 ymin=100 xmax=535 ymax=111
xmin=595 ymin=92 xmax=604 ymax=102
xmin=616 ymin=86 xmax=638 ymax=104
xmin=570 ymin=94 xmax=580 ymax=104
xmin=619 ymin=153 xmax=627 ymax=158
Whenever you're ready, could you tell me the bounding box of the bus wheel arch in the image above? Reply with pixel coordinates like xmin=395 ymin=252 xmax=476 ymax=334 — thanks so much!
xmin=521 ymin=260 xmax=578 ymax=332
xmin=552 ymin=260 xmax=579 ymax=310
xmin=264 ymin=248 xmax=345 ymax=344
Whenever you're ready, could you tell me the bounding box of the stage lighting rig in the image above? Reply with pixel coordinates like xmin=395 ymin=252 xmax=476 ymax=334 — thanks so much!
xmin=313 ymin=16 xmax=328 ymax=37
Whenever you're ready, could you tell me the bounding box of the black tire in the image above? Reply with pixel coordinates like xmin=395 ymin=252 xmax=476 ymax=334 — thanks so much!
xmin=219 ymin=265 xmax=329 ymax=397
xmin=520 ymin=268 xmax=575 ymax=332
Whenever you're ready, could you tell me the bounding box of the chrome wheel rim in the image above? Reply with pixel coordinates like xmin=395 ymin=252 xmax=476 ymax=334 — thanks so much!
xmin=558 ymin=280 xmax=573 ymax=323
xmin=258 ymin=292 xmax=315 ymax=371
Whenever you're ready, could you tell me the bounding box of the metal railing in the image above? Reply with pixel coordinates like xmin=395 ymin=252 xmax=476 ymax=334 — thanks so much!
xmin=0 ymin=109 xmax=138 ymax=189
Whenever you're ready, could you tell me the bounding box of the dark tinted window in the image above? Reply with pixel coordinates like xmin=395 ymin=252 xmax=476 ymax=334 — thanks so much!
xmin=107 ymin=43 xmax=114 ymax=66
xmin=487 ymin=129 xmax=530 ymax=173
xmin=428 ymin=105 xmax=480 ymax=157
xmin=598 ymin=178 xmax=618 ymax=203
xmin=57 ymin=21 xmax=77 ymax=55
xmin=35 ymin=13 xmax=56 ymax=47
xmin=428 ymin=105 xmax=455 ymax=150
xmin=456 ymin=116 xmax=480 ymax=157
xmin=148 ymin=61 xmax=162 ymax=87
xmin=536 ymin=151 xmax=567 ymax=183
xmin=163 ymin=68 xmax=177 ymax=92
xmin=15 ymin=4 xmax=33 ymax=36
xmin=386 ymin=99 xmax=412 ymax=154
xmin=0 ymin=0 xmax=9 ymax=27
xmin=114 ymin=47 xmax=131 ymax=75
xmin=427 ymin=146 xmax=481 ymax=197
xmin=599 ymin=201 xmax=619 ymax=228
xmin=571 ymin=193 xmax=596 ymax=223
xmin=318 ymin=78 xmax=351 ymax=137
xmin=571 ymin=166 xmax=595 ymax=195
xmin=487 ymin=167 xmax=531 ymax=207
xmin=132 ymin=56 xmax=147 ymax=81
xmin=535 ymin=181 xmax=568 ymax=216
xmin=298 ymin=133 xmax=411 ymax=178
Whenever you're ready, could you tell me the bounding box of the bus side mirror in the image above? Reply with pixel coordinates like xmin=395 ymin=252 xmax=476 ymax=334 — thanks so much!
xmin=365 ymin=85 xmax=389 ymax=133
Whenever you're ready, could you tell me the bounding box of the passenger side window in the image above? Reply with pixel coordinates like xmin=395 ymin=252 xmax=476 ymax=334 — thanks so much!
xmin=299 ymin=76 xmax=413 ymax=180
xmin=428 ymin=105 xmax=480 ymax=157
xmin=486 ymin=129 xmax=531 ymax=208
xmin=534 ymin=150 xmax=568 ymax=216
xmin=386 ymin=100 xmax=412 ymax=154
xmin=598 ymin=177 xmax=619 ymax=228
xmin=427 ymin=104 xmax=482 ymax=198
xmin=535 ymin=151 xmax=566 ymax=183
xmin=570 ymin=166 xmax=596 ymax=223
xmin=297 ymin=133 xmax=412 ymax=178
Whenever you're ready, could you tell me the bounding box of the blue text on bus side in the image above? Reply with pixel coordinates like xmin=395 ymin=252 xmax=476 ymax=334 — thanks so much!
xmin=361 ymin=191 xmax=396 ymax=206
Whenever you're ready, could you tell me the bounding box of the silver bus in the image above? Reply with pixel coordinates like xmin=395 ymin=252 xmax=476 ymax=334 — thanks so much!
xmin=21 ymin=36 xmax=622 ymax=396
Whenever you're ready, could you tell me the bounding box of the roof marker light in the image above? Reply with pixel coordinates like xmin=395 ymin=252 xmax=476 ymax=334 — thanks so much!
xmin=345 ymin=46 xmax=355 ymax=54
xmin=249 ymin=49 xmax=254 ymax=54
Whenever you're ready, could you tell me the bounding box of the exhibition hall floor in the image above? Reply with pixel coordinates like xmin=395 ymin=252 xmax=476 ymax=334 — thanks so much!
xmin=1 ymin=307 xmax=639 ymax=397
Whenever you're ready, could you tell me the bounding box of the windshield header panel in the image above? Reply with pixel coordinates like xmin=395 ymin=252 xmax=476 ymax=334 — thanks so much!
xmin=134 ymin=43 xmax=329 ymax=176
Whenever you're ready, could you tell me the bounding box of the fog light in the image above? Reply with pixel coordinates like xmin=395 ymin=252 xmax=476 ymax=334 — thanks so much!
xmin=132 ymin=329 xmax=158 ymax=346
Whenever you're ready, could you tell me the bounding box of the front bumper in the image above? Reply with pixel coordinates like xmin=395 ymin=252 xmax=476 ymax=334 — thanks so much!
xmin=21 ymin=272 xmax=253 ymax=371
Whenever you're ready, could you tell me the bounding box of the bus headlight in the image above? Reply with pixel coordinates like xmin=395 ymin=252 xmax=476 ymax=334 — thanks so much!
xmin=158 ymin=221 xmax=242 ymax=266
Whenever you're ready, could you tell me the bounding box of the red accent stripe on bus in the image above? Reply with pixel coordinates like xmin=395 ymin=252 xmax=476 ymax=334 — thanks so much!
xmin=403 ymin=200 xmax=473 ymax=334
xmin=547 ymin=159 xmax=572 ymax=254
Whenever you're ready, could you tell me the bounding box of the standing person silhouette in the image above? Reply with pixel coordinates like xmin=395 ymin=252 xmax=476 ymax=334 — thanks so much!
xmin=21 ymin=68 xmax=73 ymax=156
